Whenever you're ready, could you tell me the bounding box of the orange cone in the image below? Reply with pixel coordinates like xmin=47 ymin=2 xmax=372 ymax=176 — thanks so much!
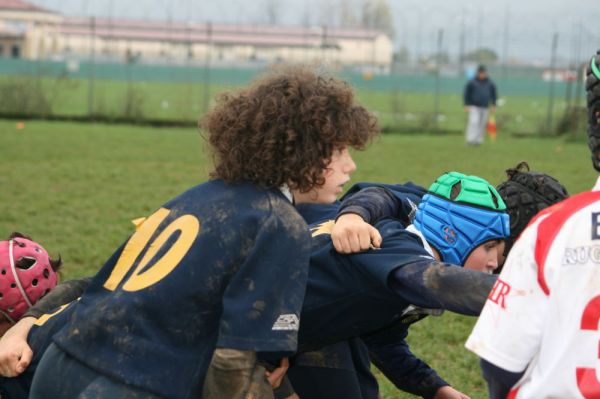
xmin=487 ymin=115 xmax=497 ymax=141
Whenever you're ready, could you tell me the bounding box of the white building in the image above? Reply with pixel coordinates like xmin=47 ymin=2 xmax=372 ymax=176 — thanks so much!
xmin=0 ymin=0 xmax=60 ymax=59
xmin=0 ymin=0 xmax=393 ymax=70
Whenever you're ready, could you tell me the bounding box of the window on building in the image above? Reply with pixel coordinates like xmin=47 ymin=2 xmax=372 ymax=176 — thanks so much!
xmin=11 ymin=45 xmax=20 ymax=58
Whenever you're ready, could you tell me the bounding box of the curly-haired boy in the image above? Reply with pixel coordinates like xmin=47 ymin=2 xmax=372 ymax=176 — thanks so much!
xmin=26 ymin=65 xmax=378 ymax=399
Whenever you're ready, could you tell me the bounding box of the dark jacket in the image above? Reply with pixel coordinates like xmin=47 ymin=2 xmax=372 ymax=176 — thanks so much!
xmin=464 ymin=77 xmax=497 ymax=108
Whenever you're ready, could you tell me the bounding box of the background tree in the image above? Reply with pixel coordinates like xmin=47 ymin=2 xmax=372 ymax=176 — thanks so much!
xmin=394 ymin=46 xmax=411 ymax=65
xmin=361 ymin=0 xmax=395 ymax=39
xmin=464 ymin=48 xmax=499 ymax=64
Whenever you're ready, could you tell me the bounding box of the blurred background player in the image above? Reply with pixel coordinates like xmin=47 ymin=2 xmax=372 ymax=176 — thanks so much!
xmin=463 ymin=65 xmax=497 ymax=146
xmin=465 ymin=49 xmax=600 ymax=398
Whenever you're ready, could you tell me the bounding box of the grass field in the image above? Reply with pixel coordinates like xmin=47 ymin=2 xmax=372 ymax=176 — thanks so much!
xmin=1 ymin=75 xmax=580 ymax=136
xmin=0 ymin=119 xmax=595 ymax=397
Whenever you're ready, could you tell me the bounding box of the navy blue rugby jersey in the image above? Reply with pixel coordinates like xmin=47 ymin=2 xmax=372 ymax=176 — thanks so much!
xmin=297 ymin=218 xmax=435 ymax=352
xmin=295 ymin=202 xmax=340 ymax=225
xmin=340 ymin=182 xmax=427 ymax=202
xmin=52 ymin=180 xmax=312 ymax=399
xmin=296 ymin=182 xmax=426 ymax=226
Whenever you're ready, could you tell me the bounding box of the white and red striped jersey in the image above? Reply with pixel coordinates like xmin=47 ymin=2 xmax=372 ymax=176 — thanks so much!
xmin=466 ymin=178 xmax=600 ymax=399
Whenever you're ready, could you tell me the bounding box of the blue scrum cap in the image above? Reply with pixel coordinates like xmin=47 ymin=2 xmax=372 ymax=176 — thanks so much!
xmin=414 ymin=172 xmax=510 ymax=266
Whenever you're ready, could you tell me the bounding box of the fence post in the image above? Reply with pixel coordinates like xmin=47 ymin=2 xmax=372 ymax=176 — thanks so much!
xmin=203 ymin=21 xmax=212 ymax=113
xmin=88 ymin=16 xmax=96 ymax=118
xmin=434 ymin=29 xmax=443 ymax=132
xmin=545 ymin=32 xmax=558 ymax=134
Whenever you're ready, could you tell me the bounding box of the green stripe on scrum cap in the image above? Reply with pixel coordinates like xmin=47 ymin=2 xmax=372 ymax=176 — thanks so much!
xmin=428 ymin=171 xmax=506 ymax=211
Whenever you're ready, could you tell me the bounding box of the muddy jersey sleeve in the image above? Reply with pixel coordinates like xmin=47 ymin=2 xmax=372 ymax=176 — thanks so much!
xmin=390 ymin=261 xmax=496 ymax=316
xmin=23 ymin=277 xmax=92 ymax=319
xmin=217 ymin=210 xmax=312 ymax=353
xmin=337 ymin=183 xmax=426 ymax=226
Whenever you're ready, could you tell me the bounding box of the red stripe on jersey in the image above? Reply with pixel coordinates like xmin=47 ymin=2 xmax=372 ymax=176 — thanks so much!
xmin=506 ymin=386 xmax=520 ymax=399
xmin=511 ymin=200 xmax=567 ymax=257
xmin=534 ymin=191 xmax=600 ymax=295
xmin=576 ymin=367 xmax=600 ymax=398
xmin=581 ymin=295 xmax=600 ymax=330
xmin=527 ymin=202 xmax=562 ymax=229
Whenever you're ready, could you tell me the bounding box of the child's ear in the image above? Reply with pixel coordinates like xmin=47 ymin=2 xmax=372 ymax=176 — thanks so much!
xmin=50 ymin=255 xmax=63 ymax=272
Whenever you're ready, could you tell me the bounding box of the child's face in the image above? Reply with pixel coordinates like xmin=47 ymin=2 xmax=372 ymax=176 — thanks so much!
xmin=463 ymin=240 xmax=505 ymax=274
xmin=294 ymin=146 xmax=357 ymax=204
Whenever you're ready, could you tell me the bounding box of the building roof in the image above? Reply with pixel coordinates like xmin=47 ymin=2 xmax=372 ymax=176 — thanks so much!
xmin=60 ymin=18 xmax=386 ymax=48
xmin=0 ymin=0 xmax=52 ymax=13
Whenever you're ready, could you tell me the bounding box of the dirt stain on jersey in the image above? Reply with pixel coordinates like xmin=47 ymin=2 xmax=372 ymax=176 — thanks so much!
xmin=245 ymin=278 xmax=255 ymax=291
xmin=247 ymin=300 xmax=266 ymax=320
xmin=293 ymin=346 xmax=345 ymax=368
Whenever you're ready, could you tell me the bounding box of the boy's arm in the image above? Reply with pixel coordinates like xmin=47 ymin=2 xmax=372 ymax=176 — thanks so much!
xmin=0 ymin=277 xmax=92 ymax=377
xmin=22 ymin=277 xmax=92 ymax=319
xmin=390 ymin=260 xmax=496 ymax=316
xmin=464 ymin=81 xmax=472 ymax=106
xmin=333 ymin=185 xmax=425 ymax=253
xmin=0 ymin=317 xmax=35 ymax=377
xmin=363 ymin=326 xmax=469 ymax=399
xmin=480 ymin=359 xmax=524 ymax=399
xmin=202 ymin=349 xmax=263 ymax=398
xmin=207 ymin=206 xmax=311 ymax=397
xmin=337 ymin=187 xmax=403 ymax=224
xmin=344 ymin=222 xmax=495 ymax=316
xmin=364 ymin=326 xmax=448 ymax=398
xmin=338 ymin=184 xmax=425 ymax=226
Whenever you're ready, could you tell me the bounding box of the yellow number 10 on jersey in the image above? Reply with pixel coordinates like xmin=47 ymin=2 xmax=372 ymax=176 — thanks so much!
xmin=103 ymin=208 xmax=200 ymax=292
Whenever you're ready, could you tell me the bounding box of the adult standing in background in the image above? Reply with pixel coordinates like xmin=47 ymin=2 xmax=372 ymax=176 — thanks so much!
xmin=463 ymin=65 xmax=497 ymax=145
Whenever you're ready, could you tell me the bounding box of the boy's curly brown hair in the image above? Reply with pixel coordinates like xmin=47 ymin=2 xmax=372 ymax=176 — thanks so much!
xmin=201 ymin=65 xmax=379 ymax=192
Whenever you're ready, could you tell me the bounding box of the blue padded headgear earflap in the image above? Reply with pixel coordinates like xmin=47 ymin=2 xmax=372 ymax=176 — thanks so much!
xmin=413 ymin=172 xmax=510 ymax=266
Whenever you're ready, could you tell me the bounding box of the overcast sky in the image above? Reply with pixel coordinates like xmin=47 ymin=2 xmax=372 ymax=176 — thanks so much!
xmin=28 ymin=0 xmax=600 ymax=64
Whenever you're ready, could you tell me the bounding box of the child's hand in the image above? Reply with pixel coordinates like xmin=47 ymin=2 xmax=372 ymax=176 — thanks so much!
xmin=434 ymin=385 xmax=471 ymax=399
xmin=332 ymin=213 xmax=382 ymax=254
xmin=0 ymin=317 xmax=35 ymax=377
xmin=265 ymin=357 xmax=289 ymax=388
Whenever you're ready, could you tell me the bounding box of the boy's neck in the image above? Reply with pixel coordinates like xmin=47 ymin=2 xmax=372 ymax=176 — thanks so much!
xmin=429 ymin=245 xmax=442 ymax=262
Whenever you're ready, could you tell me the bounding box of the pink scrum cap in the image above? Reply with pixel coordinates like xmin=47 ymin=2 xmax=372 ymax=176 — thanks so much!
xmin=0 ymin=237 xmax=58 ymax=322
